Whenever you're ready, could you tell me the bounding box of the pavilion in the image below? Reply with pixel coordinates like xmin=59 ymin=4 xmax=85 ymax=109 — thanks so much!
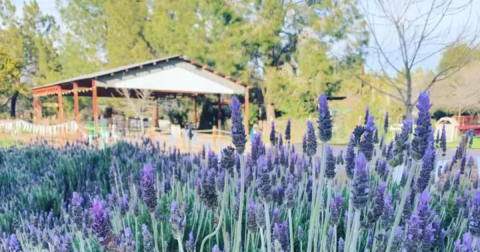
xmin=31 ymin=55 xmax=251 ymax=137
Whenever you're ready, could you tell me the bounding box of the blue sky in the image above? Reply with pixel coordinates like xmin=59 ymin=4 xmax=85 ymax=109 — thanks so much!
xmin=11 ymin=0 xmax=480 ymax=72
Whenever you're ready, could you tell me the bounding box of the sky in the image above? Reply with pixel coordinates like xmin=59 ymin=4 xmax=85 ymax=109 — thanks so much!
xmin=10 ymin=0 xmax=480 ymax=73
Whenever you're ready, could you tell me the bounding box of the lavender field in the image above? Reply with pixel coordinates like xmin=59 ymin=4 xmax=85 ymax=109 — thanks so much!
xmin=0 ymin=93 xmax=478 ymax=252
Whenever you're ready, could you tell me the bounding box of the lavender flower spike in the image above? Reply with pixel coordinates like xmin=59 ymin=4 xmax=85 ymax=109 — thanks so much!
xmin=306 ymin=121 xmax=317 ymax=157
xmin=325 ymin=146 xmax=336 ymax=179
xmin=141 ymin=163 xmax=157 ymax=212
xmin=317 ymin=94 xmax=332 ymax=142
xmin=91 ymin=199 xmax=115 ymax=248
xmin=270 ymin=121 xmax=276 ymax=147
xmin=285 ymin=118 xmax=291 ymax=142
xmin=360 ymin=115 xmax=376 ymax=161
xmin=345 ymin=134 xmax=356 ymax=180
xmin=412 ymin=92 xmax=432 ymax=160
xmin=384 ymin=112 xmax=389 ymax=133
xmin=229 ymin=97 xmax=246 ymax=154
xmin=469 ymin=191 xmax=480 ymax=236
xmin=352 ymin=153 xmax=369 ymax=209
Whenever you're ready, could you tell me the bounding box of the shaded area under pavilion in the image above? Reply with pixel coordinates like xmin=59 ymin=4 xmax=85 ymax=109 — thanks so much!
xmin=31 ymin=55 xmax=251 ymax=138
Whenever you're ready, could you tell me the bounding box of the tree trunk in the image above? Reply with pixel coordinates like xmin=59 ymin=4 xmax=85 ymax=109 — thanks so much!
xmin=10 ymin=91 xmax=19 ymax=119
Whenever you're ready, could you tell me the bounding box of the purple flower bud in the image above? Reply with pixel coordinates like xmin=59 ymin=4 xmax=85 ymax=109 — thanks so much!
xmin=298 ymin=226 xmax=304 ymax=241
xmin=360 ymin=115 xmax=376 ymax=161
xmin=120 ymin=196 xmax=129 ymax=216
xmin=212 ymin=245 xmax=222 ymax=252
xmin=352 ymin=153 xmax=369 ymax=209
xmin=330 ymin=193 xmax=344 ymax=225
xmin=71 ymin=192 xmax=83 ymax=228
xmin=185 ymin=232 xmax=195 ymax=251
xmin=255 ymin=203 xmax=265 ymax=228
xmin=469 ymin=191 xmax=480 ymax=236
xmin=120 ymin=227 xmax=136 ymax=251
xmin=285 ymin=118 xmax=291 ymax=142
xmin=142 ymin=224 xmax=154 ymax=251
xmin=141 ymin=163 xmax=157 ymax=212
xmin=306 ymin=121 xmax=317 ymax=156
xmin=7 ymin=234 xmax=22 ymax=252
xmin=285 ymin=181 xmax=295 ymax=209
xmin=338 ymin=237 xmax=345 ymax=252
xmin=318 ymin=94 xmax=332 ymax=142
xmin=170 ymin=200 xmax=185 ymax=238
xmin=229 ymin=97 xmax=246 ymax=154
xmin=200 ymin=169 xmax=219 ymax=210
xmin=473 ymin=177 xmax=478 ymax=189
xmin=270 ymin=121 xmax=277 ymax=147
xmin=364 ymin=107 xmax=370 ymax=125
xmin=91 ymin=199 xmax=114 ymax=248
xmin=412 ymin=92 xmax=432 ymax=160
xmin=384 ymin=112 xmax=389 ymax=133
xmin=325 ymin=146 xmax=336 ymax=179
xmin=382 ymin=193 xmax=394 ymax=225
xmin=345 ymin=134 xmax=356 ymax=180
xmin=256 ymin=157 xmax=272 ymax=203
xmin=247 ymin=199 xmax=257 ymax=231
xmin=273 ymin=222 xmax=290 ymax=252
xmin=417 ymin=143 xmax=435 ymax=193
xmin=440 ymin=125 xmax=447 ymax=156
xmin=352 ymin=125 xmax=365 ymax=147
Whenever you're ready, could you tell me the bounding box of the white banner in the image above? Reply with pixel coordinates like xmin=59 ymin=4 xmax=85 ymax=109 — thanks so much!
xmin=0 ymin=120 xmax=82 ymax=137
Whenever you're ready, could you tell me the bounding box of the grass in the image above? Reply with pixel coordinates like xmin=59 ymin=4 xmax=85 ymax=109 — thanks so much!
xmin=447 ymin=136 xmax=480 ymax=149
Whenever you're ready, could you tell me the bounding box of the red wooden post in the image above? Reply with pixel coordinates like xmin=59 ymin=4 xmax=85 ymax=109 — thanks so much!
xmin=217 ymin=94 xmax=221 ymax=130
xmin=57 ymin=86 xmax=64 ymax=124
xmin=92 ymin=79 xmax=98 ymax=134
xmin=73 ymin=82 xmax=80 ymax=139
xmin=33 ymin=95 xmax=39 ymax=124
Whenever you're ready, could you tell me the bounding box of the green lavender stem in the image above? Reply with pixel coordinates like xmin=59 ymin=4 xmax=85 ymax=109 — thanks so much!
xmin=344 ymin=188 xmax=353 ymax=251
xmin=288 ymin=209 xmax=294 ymax=252
xmin=151 ymin=213 xmax=160 ymax=252
xmin=385 ymin=161 xmax=418 ymax=252
xmin=234 ymin=155 xmax=245 ymax=252
xmin=349 ymin=210 xmax=361 ymax=252
xmin=264 ymin=203 xmax=272 ymax=252
xmin=200 ymin=171 xmax=229 ymax=252
xmin=320 ymin=179 xmax=332 ymax=252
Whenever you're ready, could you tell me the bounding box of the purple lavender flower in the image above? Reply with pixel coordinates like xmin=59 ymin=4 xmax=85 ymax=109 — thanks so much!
xmin=285 ymin=118 xmax=291 ymax=143
xmin=285 ymin=181 xmax=295 ymax=209
xmin=345 ymin=134 xmax=356 ymax=180
xmin=298 ymin=226 xmax=304 ymax=241
xmin=212 ymin=245 xmax=222 ymax=252
xmin=302 ymin=133 xmax=307 ymax=155
xmin=120 ymin=196 xmax=129 ymax=216
xmin=255 ymin=203 xmax=265 ymax=228
xmin=364 ymin=106 xmax=370 ymax=125
xmin=185 ymin=232 xmax=195 ymax=251
xmin=325 ymin=146 xmax=336 ymax=179
xmin=120 ymin=227 xmax=136 ymax=251
xmin=247 ymin=199 xmax=257 ymax=232
xmin=352 ymin=125 xmax=365 ymax=147
xmin=7 ymin=234 xmax=22 ymax=252
xmin=208 ymin=150 xmax=219 ymax=171
xmin=141 ymin=163 xmax=157 ymax=212
xmin=317 ymin=94 xmax=332 ymax=142
xmin=142 ymin=224 xmax=154 ymax=251
xmin=337 ymin=149 xmax=344 ymax=165
xmin=441 ymin=124 xmax=447 ymax=156
xmin=278 ymin=133 xmax=284 ymax=147
xmin=270 ymin=121 xmax=277 ymax=147
xmin=338 ymin=237 xmax=345 ymax=252
xmin=473 ymin=177 xmax=478 ymax=189
xmin=273 ymin=222 xmax=290 ymax=252
xmin=170 ymin=200 xmax=185 ymax=239
xmin=329 ymin=193 xmax=344 ymax=225
xmin=460 ymin=154 xmax=467 ymax=175
xmin=382 ymin=193 xmax=394 ymax=225
xmin=360 ymin=115 xmax=376 ymax=161
xmin=366 ymin=182 xmax=386 ymax=227
xmin=469 ymin=190 xmax=480 ymax=236
xmin=352 ymin=153 xmax=369 ymax=209
xmin=200 ymin=169 xmax=218 ymax=210
xmin=416 ymin=144 xmax=435 ymax=193
xmin=391 ymin=119 xmax=412 ymax=167
xmin=220 ymin=146 xmax=235 ymax=172
xmin=306 ymin=121 xmax=317 ymax=157
xmin=229 ymin=97 xmax=246 ymax=154
xmin=256 ymin=157 xmax=272 ymax=203
xmin=90 ymin=199 xmax=115 ymax=248
xmin=386 ymin=140 xmax=394 ymax=161
xmin=71 ymin=192 xmax=83 ymax=228
xmin=384 ymin=112 xmax=389 ymax=133
xmin=455 ymin=232 xmax=475 ymax=252
xmin=405 ymin=214 xmax=421 ymax=252
xmin=412 ymin=92 xmax=432 ymax=160
xmin=375 ymin=159 xmax=387 ymax=177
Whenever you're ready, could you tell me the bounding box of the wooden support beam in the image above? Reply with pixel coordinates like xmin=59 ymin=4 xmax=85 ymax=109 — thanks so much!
xmin=57 ymin=86 xmax=64 ymax=125
xmin=73 ymin=82 xmax=80 ymax=139
xmin=33 ymin=96 xmax=39 ymax=124
xmin=92 ymin=79 xmax=98 ymax=134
